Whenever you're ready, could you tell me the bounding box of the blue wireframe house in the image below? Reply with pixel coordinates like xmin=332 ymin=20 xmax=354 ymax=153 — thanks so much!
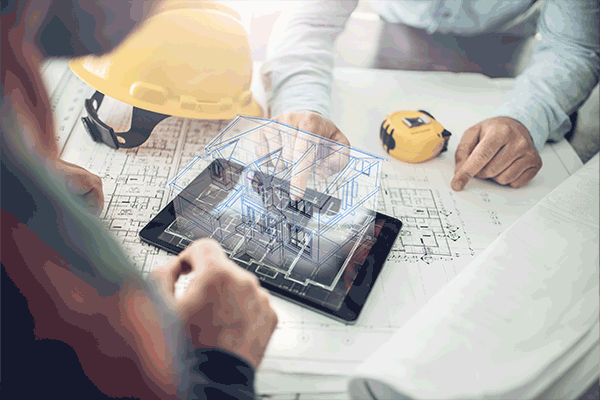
xmin=167 ymin=116 xmax=382 ymax=295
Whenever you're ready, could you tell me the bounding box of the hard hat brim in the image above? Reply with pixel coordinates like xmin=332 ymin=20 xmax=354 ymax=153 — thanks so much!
xmin=69 ymin=57 xmax=262 ymax=120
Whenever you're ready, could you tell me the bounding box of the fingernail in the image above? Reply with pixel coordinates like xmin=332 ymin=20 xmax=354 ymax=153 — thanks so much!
xmin=451 ymin=178 xmax=465 ymax=191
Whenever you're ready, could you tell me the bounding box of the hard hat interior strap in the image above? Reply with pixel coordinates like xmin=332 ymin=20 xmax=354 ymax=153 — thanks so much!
xmin=82 ymin=91 xmax=169 ymax=149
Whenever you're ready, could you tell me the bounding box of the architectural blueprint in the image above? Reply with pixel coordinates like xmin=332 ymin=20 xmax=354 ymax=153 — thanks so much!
xmin=163 ymin=116 xmax=385 ymax=313
xmin=45 ymin=58 xmax=584 ymax=382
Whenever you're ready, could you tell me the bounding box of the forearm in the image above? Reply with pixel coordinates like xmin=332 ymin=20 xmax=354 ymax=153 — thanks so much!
xmin=490 ymin=0 xmax=600 ymax=151
xmin=262 ymin=0 xmax=358 ymax=118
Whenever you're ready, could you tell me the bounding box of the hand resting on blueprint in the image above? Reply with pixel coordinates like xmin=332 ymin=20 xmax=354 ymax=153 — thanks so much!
xmin=151 ymin=238 xmax=279 ymax=369
xmin=452 ymin=117 xmax=543 ymax=191
xmin=257 ymin=110 xmax=351 ymax=200
xmin=51 ymin=158 xmax=105 ymax=215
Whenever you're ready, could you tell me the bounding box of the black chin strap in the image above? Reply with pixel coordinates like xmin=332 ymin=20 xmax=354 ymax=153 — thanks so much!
xmin=82 ymin=91 xmax=170 ymax=149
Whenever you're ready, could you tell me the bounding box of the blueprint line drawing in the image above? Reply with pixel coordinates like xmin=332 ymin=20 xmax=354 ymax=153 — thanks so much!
xmin=51 ymin=61 xmax=229 ymax=274
xmin=161 ymin=116 xmax=384 ymax=311
xmin=47 ymin=59 xmax=582 ymax=377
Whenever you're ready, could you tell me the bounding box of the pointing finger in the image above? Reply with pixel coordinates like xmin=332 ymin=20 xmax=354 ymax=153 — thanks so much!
xmin=451 ymin=126 xmax=507 ymax=191
xmin=289 ymin=130 xmax=315 ymax=201
xmin=454 ymin=124 xmax=481 ymax=171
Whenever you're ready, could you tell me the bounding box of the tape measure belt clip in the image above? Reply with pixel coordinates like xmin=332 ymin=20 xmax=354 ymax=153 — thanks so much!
xmin=83 ymin=90 xmax=169 ymax=149
xmin=418 ymin=109 xmax=435 ymax=120
xmin=440 ymin=128 xmax=452 ymax=153
xmin=380 ymin=122 xmax=396 ymax=151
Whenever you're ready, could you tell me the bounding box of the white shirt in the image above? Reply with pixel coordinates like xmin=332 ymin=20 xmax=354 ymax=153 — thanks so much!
xmin=262 ymin=0 xmax=600 ymax=151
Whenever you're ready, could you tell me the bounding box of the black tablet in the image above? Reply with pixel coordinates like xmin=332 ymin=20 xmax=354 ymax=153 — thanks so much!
xmin=140 ymin=159 xmax=401 ymax=324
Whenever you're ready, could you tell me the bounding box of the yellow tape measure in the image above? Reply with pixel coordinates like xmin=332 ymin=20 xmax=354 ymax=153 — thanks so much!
xmin=380 ymin=110 xmax=451 ymax=163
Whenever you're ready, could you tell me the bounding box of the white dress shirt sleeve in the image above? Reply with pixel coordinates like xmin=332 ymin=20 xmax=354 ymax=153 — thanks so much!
xmin=261 ymin=0 xmax=358 ymax=118
xmin=490 ymin=0 xmax=600 ymax=151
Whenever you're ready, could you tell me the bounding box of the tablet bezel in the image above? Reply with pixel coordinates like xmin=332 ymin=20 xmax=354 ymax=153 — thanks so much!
xmin=140 ymin=182 xmax=401 ymax=325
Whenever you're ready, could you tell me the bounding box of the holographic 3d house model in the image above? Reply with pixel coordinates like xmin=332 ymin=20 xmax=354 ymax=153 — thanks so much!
xmin=165 ymin=116 xmax=382 ymax=303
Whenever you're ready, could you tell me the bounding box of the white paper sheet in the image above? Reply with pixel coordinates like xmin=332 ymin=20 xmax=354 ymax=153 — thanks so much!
xmin=259 ymin=68 xmax=585 ymax=376
xmin=349 ymin=154 xmax=599 ymax=400
xmin=43 ymin=60 xmax=595 ymax=397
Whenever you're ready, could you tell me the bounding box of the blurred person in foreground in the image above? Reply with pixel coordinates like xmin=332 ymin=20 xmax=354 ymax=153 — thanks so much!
xmin=1 ymin=1 xmax=277 ymax=399
xmin=261 ymin=0 xmax=599 ymax=191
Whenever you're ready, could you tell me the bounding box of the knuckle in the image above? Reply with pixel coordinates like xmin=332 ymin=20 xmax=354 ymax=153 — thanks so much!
xmin=477 ymin=169 xmax=492 ymax=179
xmin=454 ymin=145 xmax=468 ymax=160
xmin=510 ymin=180 xmax=524 ymax=188
xmin=481 ymin=124 xmax=495 ymax=137
xmin=495 ymin=175 xmax=510 ymax=185
xmin=242 ymin=273 xmax=260 ymax=290
xmin=475 ymin=150 xmax=493 ymax=165
xmin=192 ymin=238 xmax=221 ymax=255
xmin=270 ymin=310 xmax=279 ymax=327
xmin=257 ymin=289 xmax=272 ymax=306
xmin=523 ymin=149 xmax=539 ymax=161
xmin=529 ymin=151 xmax=540 ymax=160
xmin=205 ymin=267 xmax=229 ymax=287
xmin=92 ymin=174 xmax=102 ymax=187
xmin=514 ymin=137 xmax=528 ymax=151
xmin=263 ymin=298 xmax=278 ymax=321
xmin=301 ymin=119 xmax=321 ymax=135
xmin=454 ymin=154 xmax=466 ymax=166
xmin=259 ymin=288 xmax=272 ymax=304
xmin=495 ymin=125 xmax=511 ymax=139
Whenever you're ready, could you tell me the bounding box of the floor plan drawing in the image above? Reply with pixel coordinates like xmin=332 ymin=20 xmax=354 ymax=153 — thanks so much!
xmin=162 ymin=116 xmax=384 ymax=310
xmin=382 ymin=185 xmax=455 ymax=261
xmin=46 ymin=59 xmax=583 ymax=378
xmin=52 ymin=62 xmax=229 ymax=273
xmin=373 ymin=171 xmax=473 ymax=267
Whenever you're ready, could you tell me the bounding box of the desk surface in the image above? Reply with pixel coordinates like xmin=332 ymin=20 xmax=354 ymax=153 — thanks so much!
xmin=44 ymin=59 xmax=593 ymax=399
xmin=252 ymin=63 xmax=585 ymax=371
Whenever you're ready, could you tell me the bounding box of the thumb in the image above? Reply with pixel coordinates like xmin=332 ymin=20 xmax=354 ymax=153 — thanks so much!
xmin=150 ymin=256 xmax=183 ymax=299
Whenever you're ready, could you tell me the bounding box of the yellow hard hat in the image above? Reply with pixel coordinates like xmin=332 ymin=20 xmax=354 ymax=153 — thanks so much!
xmin=69 ymin=0 xmax=262 ymax=149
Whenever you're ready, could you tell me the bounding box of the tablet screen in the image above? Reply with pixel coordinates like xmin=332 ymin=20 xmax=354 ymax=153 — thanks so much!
xmin=141 ymin=158 xmax=401 ymax=322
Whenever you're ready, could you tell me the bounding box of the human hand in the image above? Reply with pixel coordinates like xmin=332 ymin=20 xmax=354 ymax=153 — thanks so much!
xmin=151 ymin=239 xmax=278 ymax=369
xmin=52 ymin=159 xmax=105 ymax=214
xmin=258 ymin=111 xmax=350 ymax=200
xmin=451 ymin=117 xmax=542 ymax=191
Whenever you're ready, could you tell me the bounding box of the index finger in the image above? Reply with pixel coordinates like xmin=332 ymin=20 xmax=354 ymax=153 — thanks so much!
xmin=254 ymin=126 xmax=284 ymax=173
xmin=150 ymin=256 xmax=181 ymax=297
xmin=289 ymin=129 xmax=316 ymax=201
xmin=451 ymin=127 xmax=506 ymax=191
xmin=162 ymin=239 xmax=223 ymax=285
xmin=454 ymin=124 xmax=481 ymax=171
